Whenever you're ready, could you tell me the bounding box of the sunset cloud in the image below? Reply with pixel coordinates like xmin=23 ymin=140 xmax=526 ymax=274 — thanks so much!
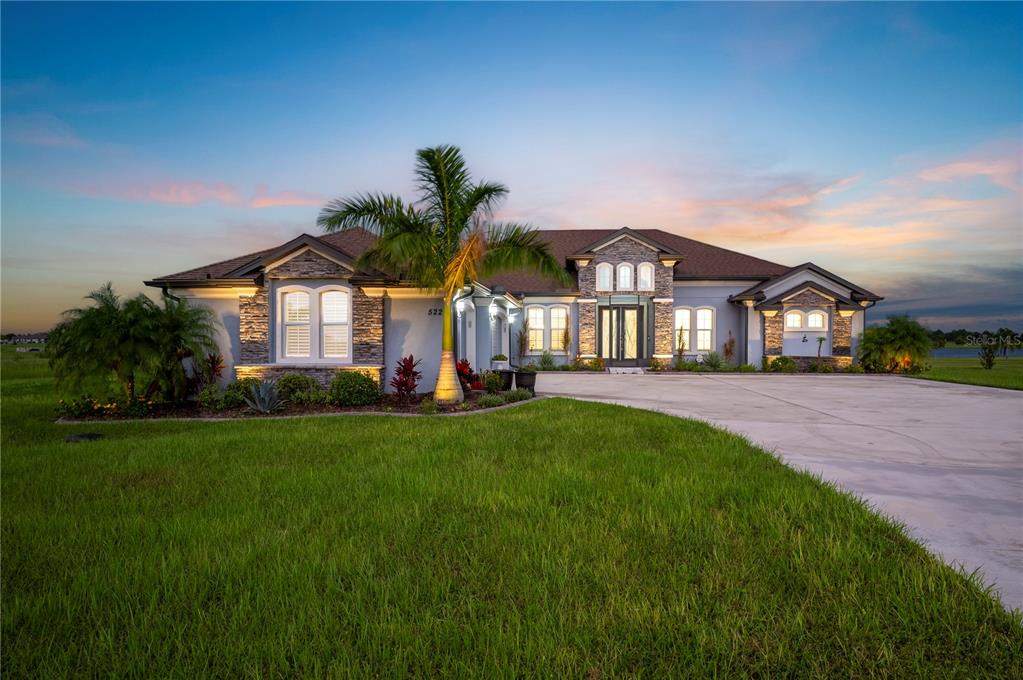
xmin=250 ymin=185 xmax=325 ymax=208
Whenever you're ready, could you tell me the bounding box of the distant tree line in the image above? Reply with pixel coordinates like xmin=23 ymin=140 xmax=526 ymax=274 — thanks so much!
xmin=926 ymin=327 xmax=1020 ymax=348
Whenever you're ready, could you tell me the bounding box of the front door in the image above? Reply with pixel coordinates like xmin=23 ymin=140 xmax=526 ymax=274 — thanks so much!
xmin=598 ymin=305 xmax=645 ymax=365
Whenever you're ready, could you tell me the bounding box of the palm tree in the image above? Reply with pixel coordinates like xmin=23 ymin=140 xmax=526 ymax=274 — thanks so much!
xmin=318 ymin=145 xmax=567 ymax=403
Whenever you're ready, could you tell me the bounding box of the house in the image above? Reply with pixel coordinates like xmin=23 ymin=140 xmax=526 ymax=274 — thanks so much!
xmin=145 ymin=227 xmax=882 ymax=390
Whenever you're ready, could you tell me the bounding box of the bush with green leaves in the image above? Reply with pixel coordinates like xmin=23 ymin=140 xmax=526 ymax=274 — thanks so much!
xmin=737 ymin=363 xmax=757 ymax=373
xmin=857 ymin=315 xmax=932 ymax=373
xmin=844 ymin=364 xmax=865 ymax=374
xmin=328 ymin=372 xmax=380 ymax=407
xmin=275 ymin=373 xmax=320 ymax=401
xmin=244 ymin=380 xmax=287 ymax=414
xmin=647 ymin=358 xmax=667 ymax=372
xmin=480 ymin=371 xmax=504 ymax=394
xmin=538 ymin=351 xmax=556 ymax=371
xmin=477 ymin=394 xmax=505 ymax=408
xmin=197 ymin=384 xmax=225 ymax=410
xmin=768 ymin=356 xmax=799 ymax=373
xmin=701 ymin=352 xmax=725 ymax=371
xmin=503 ymin=388 xmax=533 ymax=403
xmin=979 ymin=344 xmax=997 ymax=370
xmin=419 ymin=398 xmax=438 ymax=415
xmin=224 ymin=378 xmax=261 ymax=408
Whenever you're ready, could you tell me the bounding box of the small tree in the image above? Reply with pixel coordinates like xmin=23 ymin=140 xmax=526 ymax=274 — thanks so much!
xmin=723 ymin=331 xmax=736 ymax=364
xmin=816 ymin=336 xmax=826 ymax=371
xmin=856 ymin=315 xmax=931 ymax=373
xmin=979 ymin=344 xmax=997 ymax=370
xmin=561 ymin=326 xmax=572 ymax=354
xmin=517 ymin=319 xmax=530 ymax=359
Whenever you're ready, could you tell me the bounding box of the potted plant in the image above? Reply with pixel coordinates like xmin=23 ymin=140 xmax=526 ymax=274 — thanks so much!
xmin=514 ymin=363 xmax=538 ymax=394
xmin=492 ymin=354 xmax=514 ymax=389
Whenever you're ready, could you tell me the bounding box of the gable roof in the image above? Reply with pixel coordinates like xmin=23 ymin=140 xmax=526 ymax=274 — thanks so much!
xmin=566 ymin=227 xmax=683 ymax=258
xmin=728 ymin=262 xmax=883 ymax=304
xmin=146 ymin=226 xmax=790 ymax=293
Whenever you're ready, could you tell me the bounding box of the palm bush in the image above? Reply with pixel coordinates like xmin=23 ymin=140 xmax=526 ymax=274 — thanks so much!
xmin=857 ymin=316 xmax=931 ymax=373
xmin=48 ymin=283 xmax=218 ymax=402
xmin=318 ymin=145 xmax=568 ymax=403
xmin=702 ymin=351 xmax=725 ymax=371
xmin=244 ymin=380 xmax=287 ymax=414
xmin=538 ymin=351 xmax=556 ymax=371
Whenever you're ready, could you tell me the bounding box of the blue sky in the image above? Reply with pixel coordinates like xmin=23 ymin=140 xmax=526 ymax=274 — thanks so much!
xmin=2 ymin=2 xmax=1021 ymax=331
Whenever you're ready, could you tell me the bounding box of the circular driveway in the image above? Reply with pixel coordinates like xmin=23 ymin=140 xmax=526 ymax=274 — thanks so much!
xmin=538 ymin=372 xmax=1023 ymax=611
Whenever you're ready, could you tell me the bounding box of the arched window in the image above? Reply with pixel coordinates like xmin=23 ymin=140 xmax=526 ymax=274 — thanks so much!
xmin=616 ymin=263 xmax=634 ymax=290
xmin=637 ymin=263 xmax=655 ymax=291
xmin=277 ymin=285 xmax=351 ymax=362
xmin=696 ymin=307 xmax=714 ymax=351
xmin=674 ymin=308 xmax=692 ymax=352
xmin=595 ymin=263 xmax=613 ymax=292
xmin=549 ymin=306 xmax=569 ymax=352
xmin=807 ymin=311 xmax=827 ymax=329
xmin=785 ymin=311 xmax=804 ymax=329
xmin=526 ymin=306 xmax=545 ymax=353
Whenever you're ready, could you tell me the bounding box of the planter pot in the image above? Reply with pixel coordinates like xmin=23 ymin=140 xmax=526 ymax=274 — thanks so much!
xmin=498 ymin=370 xmax=514 ymax=391
xmin=514 ymin=371 xmax=537 ymax=394
xmin=492 ymin=360 xmax=510 ymax=371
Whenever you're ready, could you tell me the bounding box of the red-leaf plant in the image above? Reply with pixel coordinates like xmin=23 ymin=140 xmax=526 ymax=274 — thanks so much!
xmin=390 ymin=354 xmax=423 ymax=403
xmin=455 ymin=358 xmax=475 ymax=391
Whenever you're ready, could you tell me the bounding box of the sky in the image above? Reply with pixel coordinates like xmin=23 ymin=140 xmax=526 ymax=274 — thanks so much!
xmin=2 ymin=1 xmax=1021 ymax=333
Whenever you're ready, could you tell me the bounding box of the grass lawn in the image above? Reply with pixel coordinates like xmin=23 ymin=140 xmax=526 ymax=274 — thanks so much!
xmin=3 ymin=346 xmax=1021 ymax=676
xmin=915 ymin=356 xmax=1023 ymax=390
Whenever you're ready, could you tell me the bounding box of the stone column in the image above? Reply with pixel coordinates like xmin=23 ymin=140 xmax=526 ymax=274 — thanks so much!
xmin=239 ymin=287 xmax=269 ymax=364
xmin=833 ymin=311 xmax=852 ymax=356
xmin=578 ymin=299 xmax=596 ymax=357
xmin=763 ymin=312 xmax=783 ymax=356
xmin=653 ymin=300 xmax=674 ymax=358
xmin=352 ymin=288 xmax=384 ymax=365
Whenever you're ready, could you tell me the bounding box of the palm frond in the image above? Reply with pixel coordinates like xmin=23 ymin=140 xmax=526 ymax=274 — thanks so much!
xmin=317 ymin=192 xmax=412 ymax=235
xmin=481 ymin=224 xmax=572 ymax=286
xmin=458 ymin=181 xmax=508 ymax=226
xmin=444 ymin=229 xmax=484 ymax=300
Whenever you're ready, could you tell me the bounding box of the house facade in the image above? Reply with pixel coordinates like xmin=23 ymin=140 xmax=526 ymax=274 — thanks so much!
xmin=145 ymin=227 xmax=882 ymax=391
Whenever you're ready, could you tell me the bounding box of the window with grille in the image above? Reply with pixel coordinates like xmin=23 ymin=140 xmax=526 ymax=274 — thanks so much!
xmin=696 ymin=308 xmax=713 ymax=351
xmin=527 ymin=306 xmax=545 ymax=352
xmin=549 ymin=306 xmax=568 ymax=352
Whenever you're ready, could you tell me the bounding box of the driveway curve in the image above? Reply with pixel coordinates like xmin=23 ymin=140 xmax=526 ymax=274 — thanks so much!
xmin=537 ymin=372 xmax=1023 ymax=611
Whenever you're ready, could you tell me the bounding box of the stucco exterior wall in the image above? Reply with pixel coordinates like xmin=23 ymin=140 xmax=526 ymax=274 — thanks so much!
xmin=672 ymin=283 xmax=748 ymax=359
xmin=383 ymin=296 xmax=443 ymax=394
xmin=181 ymin=293 xmax=242 ymax=384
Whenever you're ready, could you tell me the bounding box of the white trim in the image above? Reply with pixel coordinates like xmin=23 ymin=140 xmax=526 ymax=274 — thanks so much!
xmin=592 ymin=233 xmax=660 ymax=252
xmin=577 ymin=298 xmax=597 ymax=303
xmin=673 ymin=306 xmax=693 ymax=353
xmin=525 ymin=305 xmax=546 ymax=354
xmin=781 ymin=285 xmax=836 ymax=303
xmin=674 ymin=280 xmax=765 ymax=288
xmin=548 ymin=304 xmax=570 ymax=354
xmin=595 ymin=263 xmax=613 ymax=292
xmin=360 ymin=286 xmax=442 ymax=299
xmin=783 ymin=308 xmax=830 ymax=332
xmin=785 ymin=310 xmax=805 ymax=330
xmin=637 ymin=262 xmax=655 ymax=291
xmin=274 ymin=283 xmax=353 ymax=365
xmin=695 ymin=306 xmax=716 ymax=352
xmin=265 ymin=245 xmax=354 ymax=274
xmin=175 ymin=287 xmax=261 ymax=300
xmin=616 ymin=262 xmax=634 ymax=291
xmin=652 ymin=297 xmax=674 ymax=303
xmin=652 ymin=354 xmax=673 ymax=359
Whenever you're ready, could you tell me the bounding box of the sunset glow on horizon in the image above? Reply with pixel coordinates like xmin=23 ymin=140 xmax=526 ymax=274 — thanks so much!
xmin=2 ymin=2 xmax=1020 ymax=332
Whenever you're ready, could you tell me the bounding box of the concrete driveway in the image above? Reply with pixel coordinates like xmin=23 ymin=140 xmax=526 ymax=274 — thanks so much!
xmin=537 ymin=372 xmax=1023 ymax=611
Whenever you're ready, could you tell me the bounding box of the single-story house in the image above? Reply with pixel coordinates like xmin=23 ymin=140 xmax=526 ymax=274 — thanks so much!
xmin=145 ymin=227 xmax=882 ymax=390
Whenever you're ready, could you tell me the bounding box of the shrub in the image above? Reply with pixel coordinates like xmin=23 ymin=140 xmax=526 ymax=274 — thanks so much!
xmin=588 ymin=357 xmax=605 ymax=372
xmin=481 ymin=371 xmax=504 ymax=394
xmin=538 ymin=351 xmax=556 ymax=371
xmin=328 ymin=372 xmax=380 ymax=407
xmin=478 ymin=394 xmax=505 ymax=408
xmin=768 ymin=356 xmax=799 ymax=373
xmin=737 ymin=363 xmax=756 ymax=373
xmin=571 ymin=355 xmax=588 ymax=370
xmin=647 ymin=358 xmax=667 ymax=372
xmin=857 ymin=315 xmax=932 ymax=373
xmin=457 ymin=401 xmax=472 ymax=411
xmin=244 ymin=380 xmax=286 ymax=414
xmin=517 ymin=363 xmax=538 ymax=373
xmin=672 ymin=354 xmax=688 ymax=371
xmin=844 ymin=364 xmax=865 ymax=374
xmin=389 ymin=354 xmax=423 ymax=403
xmin=419 ymin=398 xmax=437 ymax=415
xmin=503 ymin=388 xmax=533 ymax=403
xmin=224 ymin=378 xmax=260 ymax=408
xmin=818 ymin=362 xmax=834 ymax=374
xmin=702 ymin=352 xmax=725 ymax=371
xmin=197 ymin=383 xmax=225 ymax=410
xmin=723 ymin=331 xmax=736 ymax=364
xmin=56 ymin=396 xmax=151 ymax=418
xmin=979 ymin=344 xmax=997 ymax=370
xmin=456 ymin=358 xmax=475 ymax=391
xmin=276 ymin=373 xmax=319 ymax=401
xmin=491 ymin=354 xmax=508 ymax=361
xmin=294 ymin=388 xmax=328 ymax=405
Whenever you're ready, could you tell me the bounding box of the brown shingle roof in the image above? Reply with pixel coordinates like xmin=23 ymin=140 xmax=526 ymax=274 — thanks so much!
xmin=148 ymin=227 xmax=789 ymax=293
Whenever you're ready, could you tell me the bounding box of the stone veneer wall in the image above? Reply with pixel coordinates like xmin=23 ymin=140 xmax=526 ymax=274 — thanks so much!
xmin=832 ymin=313 xmax=852 ymax=356
xmin=239 ymin=287 xmax=269 ymax=363
xmin=784 ymin=289 xmax=833 ymax=307
xmin=764 ymin=314 xmax=783 ymax=355
xmin=577 ymin=236 xmax=673 ymax=358
xmin=234 ymin=365 xmax=381 ymax=387
xmin=352 ymin=288 xmax=384 ymax=365
xmin=265 ymin=250 xmax=351 ymax=279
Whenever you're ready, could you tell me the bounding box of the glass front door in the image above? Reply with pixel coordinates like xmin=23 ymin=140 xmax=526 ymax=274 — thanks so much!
xmin=598 ymin=305 xmax=644 ymax=365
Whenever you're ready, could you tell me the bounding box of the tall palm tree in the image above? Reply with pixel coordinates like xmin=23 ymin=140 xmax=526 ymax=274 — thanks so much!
xmin=318 ymin=145 xmax=567 ymax=403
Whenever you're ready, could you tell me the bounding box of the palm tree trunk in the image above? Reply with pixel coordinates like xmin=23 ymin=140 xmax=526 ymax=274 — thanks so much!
xmin=434 ymin=295 xmax=464 ymax=404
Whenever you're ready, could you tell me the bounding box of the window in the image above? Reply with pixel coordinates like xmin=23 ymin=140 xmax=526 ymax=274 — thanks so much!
xmin=550 ymin=306 xmax=569 ymax=352
xmin=674 ymin=308 xmax=691 ymax=352
xmin=696 ymin=308 xmax=713 ymax=351
xmin=277 ymin=286 xmax=351 ymax=362
xmin=617 ymin=263 xmax=633 ymax=290
xmin=785 ymin=311 xmax=803 ymax=329
xmin=320 ymin=291 xmax=350 ymax=358
xmin=527 ymin=306 xmax=545 ymax=352
xmin=807 ymin=311 xmax=826 ymax=329
xmin=637 ymin=263 xmax=655 ymax=291
xmin=283 ymin=291 xmax=311 ymax=357
xmin=595 ymin=263 xmax=613 ymax=291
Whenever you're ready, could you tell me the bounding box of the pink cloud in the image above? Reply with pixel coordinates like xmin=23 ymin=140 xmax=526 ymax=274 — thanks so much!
xmin=3 ymin=113 xmax=85 ymax=148
xmin=918 ymin=158 xmax=1020 ymax=191
xmin=250 ymin=185 xmax=324 ymax=208
xmin=76 ymin=181 xmax=243 ymax=205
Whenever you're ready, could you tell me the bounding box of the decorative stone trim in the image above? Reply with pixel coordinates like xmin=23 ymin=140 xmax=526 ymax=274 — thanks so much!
xmin=265 ymin=249 xmax=351 ymax=279
xmin=239 ymin=286 xmax=269 ymax=363
xmin=654 ymin=301 xmax=674 ymax=357
xmin=235 ymin=364 xmax=382 ymax=388
xmin=784 ymin=289 xmax=834 ymax=306
xmin=764 ymin=313 xmax=783 ymax=355
xmin=578 ymin=300 xmax=596 ymax=356
xmin=833 ymin=312 xmax=852 ymax=356
xmin=352 ymin=287 xmax=384 ymax=365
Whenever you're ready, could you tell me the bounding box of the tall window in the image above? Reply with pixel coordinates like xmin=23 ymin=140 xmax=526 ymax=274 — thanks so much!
xmin=696 ymin=308 xmax=713 ymax=351
xmin=527 ymin=306 xmax=545 ymax=352
xmin=637 ymin=262 xmax=655 ymax=291
xmin=674 ymin=308 xmax=691 ymax=352
xmin=807 ymin=311 xmax=826 ymax=329
xmin=617 ymin=263 xmax=633 ymax=290
xmin=321 ymin=291 xmax=350 ymax=358
xmin=283 ymin=291 xmax=311 ymax=357
xmin=785 ymin=311 xmax=803 ymax=329
xmin=550 ymin=306 xmax=569 ymax=352
xmin=595 ymin=263 xmax=613 ymax=291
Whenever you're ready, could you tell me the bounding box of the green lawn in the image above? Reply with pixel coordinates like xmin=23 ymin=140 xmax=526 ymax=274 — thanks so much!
xmin=2 ymin=347 xmax=1021 ymax=677
xmin=915 ymin=356 xmax=1023 ymax=390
